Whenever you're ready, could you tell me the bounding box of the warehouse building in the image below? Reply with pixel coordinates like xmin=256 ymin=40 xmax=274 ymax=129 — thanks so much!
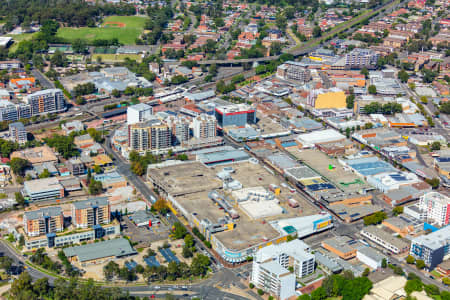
xmin=296 ymin=129 xmax=346 ymax=148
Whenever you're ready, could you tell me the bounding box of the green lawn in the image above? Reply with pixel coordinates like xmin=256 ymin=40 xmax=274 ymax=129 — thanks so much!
xmin=92 ymin=53 xmax=142 ymax=62
xmin=57 ymin=16 xmax=147 ymax=45
xmin=6 ymin=32 xmax=37 ymax=53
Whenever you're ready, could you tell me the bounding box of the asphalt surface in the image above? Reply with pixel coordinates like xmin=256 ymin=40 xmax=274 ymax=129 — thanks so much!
xmin=31 ymin=69 xmax=55 ymax=89
xmin=0 ymin=240 xmax=56 ymax=284
xmin=104 ymin=135 xmax=157 ymax=204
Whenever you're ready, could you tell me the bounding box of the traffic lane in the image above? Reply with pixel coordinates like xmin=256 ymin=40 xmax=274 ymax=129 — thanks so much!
xmin=0 ymin=241 xmax=56 ymax=284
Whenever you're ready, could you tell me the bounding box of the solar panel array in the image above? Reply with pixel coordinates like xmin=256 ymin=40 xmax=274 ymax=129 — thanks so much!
xmin=125 ymin=260 xmax=137 ymax=271
xmin=144 ymin=256 xmax=160 ymax=267
xmin=159 ymin=248 xmax=180 ymax=263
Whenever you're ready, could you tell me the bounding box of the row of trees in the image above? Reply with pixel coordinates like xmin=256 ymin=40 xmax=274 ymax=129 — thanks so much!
xmin=73 ymin=83 xmax=97 ymax=97
xmin=363 ymin=211 xmax=387 ymax=226
xmin=103 ymin=252 xmax=210 ymax=283
xmin=10 ymin=272 xmax=139 ymax=300
xmin=0 ymin=0 xmax=135 ymax=30
xmin=362 ymin=102 xmax=403 ymax=115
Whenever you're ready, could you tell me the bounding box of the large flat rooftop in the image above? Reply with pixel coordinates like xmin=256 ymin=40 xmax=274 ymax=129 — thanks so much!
xmin=288 ymin=149 xmax=371 ymax=193
xmin=161 ymin=161 xmax=319 ymax=252
xmin=147 ymin=161 xmax=222 ymax=196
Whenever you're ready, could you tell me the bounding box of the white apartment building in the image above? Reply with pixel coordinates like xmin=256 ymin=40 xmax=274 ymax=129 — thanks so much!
xmin=9 ymin=121 xmax=27 ymax=144
xmin=127 ymin=103 xmax=153 ymax=125
xmin=149 ymin=125 xmax=171 ymax=150
xmin=251 ymin=240 xmax=314 ymax=300
xmin=252 ymin=260 xmax=296 ymax=300
xmin=167 ymin=116 xmax=190 ymax=145
xmin=418 ymin=192 xmax=450 ymax=226
xmin=193 ymin=114 xmax=216 ymax=139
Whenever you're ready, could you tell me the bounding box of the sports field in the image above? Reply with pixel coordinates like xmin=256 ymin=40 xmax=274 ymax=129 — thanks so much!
xmin=6 ymin=32 xmax=37 ymax=53
xmin=57 ymin=16 xmax=147 ymax=45
xmin=92 ymin=53 xmax=142 ymax=63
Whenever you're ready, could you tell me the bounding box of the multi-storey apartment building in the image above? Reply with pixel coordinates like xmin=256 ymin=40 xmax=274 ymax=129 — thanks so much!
xmin=128 ymin=122 xmax=151 ymax=152
xmin=345 ymin=48 xmax=379 ymax=69
xmin=251 ymin=240 xmax=314 ymax=300
xmin=276 ymin=61 xmax=311 ymax=83
xmin=26 ymin=89 xmax=66 ymax=116
xmin=24 ymin=207 xmax=64 ymax=237
xmin=72 ymin=197 xmax=111 ymax=229
xmin=127 ymin=103 xmax=153 ymax=125
xmin=193 ymin=114 xmax=217 ymax=138
xmin=128 ymin=120 xmax=171 ymax=151
xmin=410 ymin=226 xmax=450 ymax=270
xmin=167 ymin=116 xmax=190 ymax=145
xmin=150 ymin=124 xmax=171 ymax=150
xmin=418 ymin=192 xmax=450 ymax=226
xmin=9 ymin=122 xmax=27 ymax=144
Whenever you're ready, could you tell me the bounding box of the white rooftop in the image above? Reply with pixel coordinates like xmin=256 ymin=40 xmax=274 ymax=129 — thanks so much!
xmin=296 ymin=129 xmax=345 ymax=146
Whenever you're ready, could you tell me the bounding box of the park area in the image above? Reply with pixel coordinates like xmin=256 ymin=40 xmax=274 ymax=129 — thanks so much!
xmin=56 ymin=16 xmax=147 ymax=45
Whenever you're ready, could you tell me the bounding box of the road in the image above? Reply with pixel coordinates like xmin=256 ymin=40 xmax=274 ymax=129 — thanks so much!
xmin=31 ymin=69 xmax=55 ymax=89
xmin=104 ymin=135 xmax=156 ymax=204
xmin=0 ymin=240 xmax=56 ymax=284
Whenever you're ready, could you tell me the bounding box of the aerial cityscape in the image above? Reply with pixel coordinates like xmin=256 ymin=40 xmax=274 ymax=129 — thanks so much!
xmin=0 ymin=0 xmax=448 ymax=299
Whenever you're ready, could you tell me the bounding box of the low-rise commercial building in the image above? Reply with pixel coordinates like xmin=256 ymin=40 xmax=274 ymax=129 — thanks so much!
xmin=63 ymin=238 xmax=137 ymax=266
xmin=322 ymin=236 xmax=357 ymax=260
xmin=314 ymin=252 xmax=343 ymax=274
xmin=23 ymin=177 xmax=64 ymax=201
xmin=361 ymin=226 xmax=410 ymax=254
xmin=356 ymin=246 xmax=388 ymax=270
xmin=296 ymin=129 xmax=346 ymax=148
xmin=93 ymin=171 xmax=127 ymax=190
xmin=24 ymin=222 xmax=119 ymax=250
xmin=382 ymin=217 xmax=415 ymax=237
